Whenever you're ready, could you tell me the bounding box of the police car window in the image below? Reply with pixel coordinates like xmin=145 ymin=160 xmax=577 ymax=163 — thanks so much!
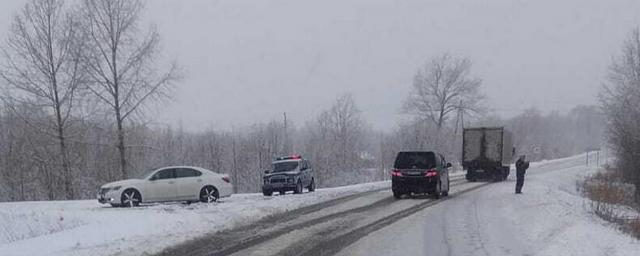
xmin=273 ymin=161 xmax=298 ymax=173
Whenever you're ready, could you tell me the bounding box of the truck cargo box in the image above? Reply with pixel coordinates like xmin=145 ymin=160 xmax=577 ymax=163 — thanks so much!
xmin=462 ymin=127 xmax=514 ymax=181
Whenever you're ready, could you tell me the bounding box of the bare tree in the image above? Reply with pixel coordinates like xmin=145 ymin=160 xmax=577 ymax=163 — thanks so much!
xmin=300 ymin=94 xmax=368 ymax=186
xmin=0 ymin=0 xmax=85 ymax=199
xmin=327 ymin=94 xmax=365 ymax=170
xmin=601 ymin=28 xmax=640 ymax=202
xmin=81 ymin=0 xmax=181 ymax=179
xmin=403 ymin=54 xmax=484 ymax=129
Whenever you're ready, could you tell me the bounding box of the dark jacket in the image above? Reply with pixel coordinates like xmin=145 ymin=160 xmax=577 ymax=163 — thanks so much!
xmin=516 ymin=159 xmax=530 ymax=173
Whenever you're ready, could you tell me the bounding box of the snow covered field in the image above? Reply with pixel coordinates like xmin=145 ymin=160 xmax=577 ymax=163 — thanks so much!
xmin=338 ymin=153 xmax=640 ymax=256
xmin=0 ymin=181 xmax=390 ymax=256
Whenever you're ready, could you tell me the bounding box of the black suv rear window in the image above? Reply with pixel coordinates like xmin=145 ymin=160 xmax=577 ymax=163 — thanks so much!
xmin=394 ymin=152 xmax=436 ymax=169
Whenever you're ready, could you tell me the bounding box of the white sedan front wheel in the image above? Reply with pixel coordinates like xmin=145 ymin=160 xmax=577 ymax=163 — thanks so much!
xmin=121 ymin=189 xmax=141 ymax=207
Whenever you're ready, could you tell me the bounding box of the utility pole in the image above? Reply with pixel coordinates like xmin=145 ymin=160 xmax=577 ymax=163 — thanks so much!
xmin=461 ymin=105 xmax=465 ymax=129
xmin=283 ymin=112 xmax=288 ymax=154
xmin=454 ymin=100 xmax=464 ymax=135
xmin=380 ymin=132 xmax=386 ymax=181
xmin=232 ymin=133 xmax=238 ymax=193
xmin=454 ymin=109 xmax=461 ymax=135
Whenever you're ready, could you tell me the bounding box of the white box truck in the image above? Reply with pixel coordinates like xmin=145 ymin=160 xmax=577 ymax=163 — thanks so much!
xmin=462 ymin=127 xmax=514 ymax=181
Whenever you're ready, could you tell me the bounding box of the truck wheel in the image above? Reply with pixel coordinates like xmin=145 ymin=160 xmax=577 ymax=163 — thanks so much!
xmin=493 ymin=173 xmax=502 ymax=182
xmin=279 ymin=190 xmax=285 ymax=195
xmin=263 ymin=190 xmax=273 ymax=196
xmin=466 ymin=172 xmax=476 ymax=182
xmin=503 ymin=168 xmax=510 ymax=181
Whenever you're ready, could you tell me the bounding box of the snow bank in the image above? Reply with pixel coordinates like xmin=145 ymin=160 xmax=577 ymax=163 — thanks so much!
xmin=514 ymin=156 xmax=640 ymax=255
xmin=0 ymin=181 xmax=389 ymax=256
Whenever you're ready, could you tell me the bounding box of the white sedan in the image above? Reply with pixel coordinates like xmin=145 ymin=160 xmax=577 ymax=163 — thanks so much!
xmin=97 ymin=166 xmax=233 ymax=207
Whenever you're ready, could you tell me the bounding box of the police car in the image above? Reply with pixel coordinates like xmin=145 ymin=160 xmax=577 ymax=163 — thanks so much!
xmin=262 ymin=155 xmax=316 ymax=196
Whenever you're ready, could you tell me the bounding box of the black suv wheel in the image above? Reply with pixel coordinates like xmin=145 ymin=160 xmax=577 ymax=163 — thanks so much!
xmin=393 ymin=190 xmax=402 ymax=199
xmin=433 ymin=181 xmax=441 ymax=199
xmin=441 ymin=178 xmax=449 ymax=197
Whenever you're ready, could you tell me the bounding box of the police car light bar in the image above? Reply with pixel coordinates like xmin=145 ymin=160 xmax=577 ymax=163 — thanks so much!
xmin=276 ymin=155 xmax=302 ymax=160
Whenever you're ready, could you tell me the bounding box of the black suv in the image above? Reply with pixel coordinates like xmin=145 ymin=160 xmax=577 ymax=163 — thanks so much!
xmin=262 ymin=155 xmax=316 ymax=196
xmin=391 ymin=151 xmax=451 ymax=199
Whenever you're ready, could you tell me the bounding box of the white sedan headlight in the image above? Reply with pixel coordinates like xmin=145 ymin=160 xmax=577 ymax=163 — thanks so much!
xmin=100 ymin=186 xmax=122 ymax=193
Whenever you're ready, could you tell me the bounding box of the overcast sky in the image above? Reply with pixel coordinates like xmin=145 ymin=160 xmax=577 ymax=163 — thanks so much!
xmin=2 ymin=0 xmax=640 ymax=131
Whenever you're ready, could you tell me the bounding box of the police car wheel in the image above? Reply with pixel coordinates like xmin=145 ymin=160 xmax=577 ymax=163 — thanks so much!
xmin=294 ymin=180 xmax=303 ymax=194
xmin=308 ymin=179 xmax=316 ymax=192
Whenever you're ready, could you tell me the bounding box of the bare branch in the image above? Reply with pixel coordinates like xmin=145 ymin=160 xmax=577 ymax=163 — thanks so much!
xmin=80 ymin=0 xmax=182 ymax=178
xmin=403 ymin=53 xmax=485 ymax=129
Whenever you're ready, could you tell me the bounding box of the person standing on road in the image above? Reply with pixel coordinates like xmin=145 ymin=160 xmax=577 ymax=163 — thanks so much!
xmin=515 ymin=155 xmax=530 ymax=194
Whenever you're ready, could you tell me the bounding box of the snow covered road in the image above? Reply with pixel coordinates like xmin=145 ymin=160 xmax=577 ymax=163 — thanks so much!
xmin=159 ymin=175 xmax=482 ymax=256
xmin=338 ymin=154 xmax=640 ymax=256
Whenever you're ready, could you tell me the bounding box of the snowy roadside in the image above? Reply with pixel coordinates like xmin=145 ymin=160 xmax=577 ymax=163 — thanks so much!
xmin=0 ymin=180 xmax=389 ymax=256
xmin=510 ymin=155 xmax=640 ymax=255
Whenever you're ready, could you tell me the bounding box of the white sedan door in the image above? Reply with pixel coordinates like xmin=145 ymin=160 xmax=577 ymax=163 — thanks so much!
xmin=175 ymin=168 xmax=204 ymax=200
xmin=146 ymin=168 xmax=178 ymax=202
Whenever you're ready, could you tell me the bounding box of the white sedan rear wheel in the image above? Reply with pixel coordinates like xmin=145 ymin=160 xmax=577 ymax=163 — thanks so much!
xmin=200 ymin=186 xmax=219 ymax=203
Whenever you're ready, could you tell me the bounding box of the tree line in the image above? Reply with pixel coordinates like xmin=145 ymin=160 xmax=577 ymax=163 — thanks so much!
xmin=0 ymin=94 xmax=604 ymax=202
xmin=0 ymin=0 xmax=179 ymax=200
xmin=601 ymin=28 xmax=640 ymax=203
xmin=0 ymin=0 xmax=606 ymax=202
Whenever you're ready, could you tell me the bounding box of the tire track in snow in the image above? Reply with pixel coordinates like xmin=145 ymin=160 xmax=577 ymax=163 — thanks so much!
xmin=297 ymin=182 xmax=492 ymax=256
xmin=159 ymin=177 xmax=471 ymax=256
xmin=157 ymin=187 xmax=390 ymax=256
xmin=471 ymin=200 xmax=491 ymax=256
xmin=160 ymin=177 xmax=468 ymax=256
xmin=441 ymin=208 xmax=454 ymax=256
